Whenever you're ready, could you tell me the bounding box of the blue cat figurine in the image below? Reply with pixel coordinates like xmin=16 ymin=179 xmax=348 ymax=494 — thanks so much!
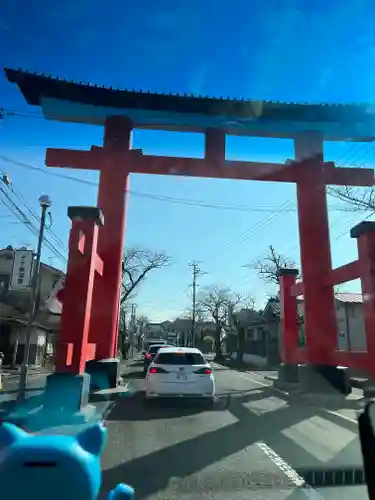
xmin=0 ymin=421 xmax=134 ymax=500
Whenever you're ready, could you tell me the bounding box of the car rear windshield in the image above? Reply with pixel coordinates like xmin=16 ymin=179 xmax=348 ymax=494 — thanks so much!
xmin=154 ymin=352 xmax=205 ymax=365
xmin=149 ymin=345 xmax=167 ymax=354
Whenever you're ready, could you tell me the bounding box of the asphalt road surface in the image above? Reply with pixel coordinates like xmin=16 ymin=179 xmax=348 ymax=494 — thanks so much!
xmin=100 ymin=356 xmax=368 ymax=500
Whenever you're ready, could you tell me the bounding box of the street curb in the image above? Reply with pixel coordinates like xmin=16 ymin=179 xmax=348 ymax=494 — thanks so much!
xmin=215 ymin=359 xmax=369 ymax=391
xmin=266 ymin=374 xmax=369 ymax=392
xmin=217 ymin=363 xmax=367 ymax=397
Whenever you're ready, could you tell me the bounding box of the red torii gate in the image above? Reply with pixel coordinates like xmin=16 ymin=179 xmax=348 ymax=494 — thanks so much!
xmin=46 ymin=116 xmax=373 ymax=398
xmin=279 ymin=220 xmax=375 ymax=392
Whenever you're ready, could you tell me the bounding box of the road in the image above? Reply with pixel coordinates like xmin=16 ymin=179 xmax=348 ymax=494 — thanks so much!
xmin=100 ymin=356 xmax=368 ymax=500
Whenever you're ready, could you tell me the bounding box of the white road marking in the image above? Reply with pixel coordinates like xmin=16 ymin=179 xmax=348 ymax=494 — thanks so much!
xmin=257 ymin=442 xmax=325 ymax=499
xmin=324 ymin=409 xmax=358 ymax=423
xmin=212 ymin=364 xmax=358 ymax=424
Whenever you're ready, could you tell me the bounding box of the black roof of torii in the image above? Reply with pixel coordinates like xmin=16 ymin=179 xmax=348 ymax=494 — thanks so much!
xmin=4 ymin=68 xmax=374 ymax=124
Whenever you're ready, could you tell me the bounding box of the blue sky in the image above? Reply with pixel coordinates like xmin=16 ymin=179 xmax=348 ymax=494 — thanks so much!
xmin=1 ymin=0 xmax=375 ymax=321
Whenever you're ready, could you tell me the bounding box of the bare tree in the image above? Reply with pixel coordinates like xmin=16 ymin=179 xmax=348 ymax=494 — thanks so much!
xmin=121 ymin=247 xmax=171 ymax=305
xmin=136 ymin=314 xmax=149 ymax=332
xmin=197 ymin=285 xmax=243 ymax=360
xmin=246 ymin=245 xmax=299 ymax=286
xmin=328 ymin=185 xmax=375 ymax=214
xmin=182 ymin=306 xmax=206 ymax=323
xmin=230 ymin=297 xmax=257 ymax=363
xmin=242 ymin=295 xmax=256 ymax=311
xmin=135 ymin=314 xmax=149 ymax=349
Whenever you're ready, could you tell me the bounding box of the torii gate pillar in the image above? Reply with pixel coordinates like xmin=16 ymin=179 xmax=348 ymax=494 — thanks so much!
xmin=295 ymin=132 xmax=337 ymax=367
xmin=86 ymin=116 xmax=132 ymax=390
xmin=294 ymin=133 xmax=347 ymax=393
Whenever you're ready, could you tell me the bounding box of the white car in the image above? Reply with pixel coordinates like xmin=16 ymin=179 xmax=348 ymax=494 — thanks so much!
xmin=144 ymin=347 xmax=215 ymax=403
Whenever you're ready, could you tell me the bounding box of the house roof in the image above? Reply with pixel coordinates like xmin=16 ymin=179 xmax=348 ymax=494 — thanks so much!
xmin=265 ymin=292 xmax=363 ymax=319
xmin=5 ymin=68 xmax=375 ymax=141
xmin=233 ymin=308 xmax=264 ymax=325
xmin=335 ymin=292 xmax=363 ymax=304
xmin=265 ymin=299 xmax=305 ymax=319
xmin=0 ymin=246 xmax=64 ymax=275
xmin=146 ymin=323 xmax=162 ymax=329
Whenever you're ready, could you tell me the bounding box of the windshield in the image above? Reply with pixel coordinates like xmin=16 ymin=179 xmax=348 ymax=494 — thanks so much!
xmin=149 ymin=345 xmax=169 ymax=354
xmin=0 ymin=3 xmax=373 ymax=500
xmin=154 ymin=352 xmax=206 ymax=365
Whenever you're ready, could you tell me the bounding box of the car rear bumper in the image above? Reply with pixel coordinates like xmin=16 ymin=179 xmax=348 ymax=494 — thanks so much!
xmin=145 ymin=393 xmax=215 ymax=400
xmin=145 ymin=380 xmax=215 ymax=399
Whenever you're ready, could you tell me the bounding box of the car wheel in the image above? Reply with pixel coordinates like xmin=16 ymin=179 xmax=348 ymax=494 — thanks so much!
xmin=204 ymin=397 xmax=215 ymax=409
xmin=143 ymin=395 xmax=153 ymax=407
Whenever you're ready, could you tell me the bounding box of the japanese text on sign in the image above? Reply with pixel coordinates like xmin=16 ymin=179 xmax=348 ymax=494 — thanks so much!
xmin=10 ymin=250 xmax=33 ymax=291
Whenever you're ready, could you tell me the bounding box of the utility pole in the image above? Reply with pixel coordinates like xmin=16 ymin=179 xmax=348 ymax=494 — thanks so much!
xmin=17 ymin=194 xmax=51 ymax=402
xmin=129 ymin=303 xmax=136 ymax=357
xmin=190 ymin=262 xmax=202 ymax=348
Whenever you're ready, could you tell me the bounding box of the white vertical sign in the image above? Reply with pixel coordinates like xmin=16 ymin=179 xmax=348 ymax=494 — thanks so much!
xmin=43 ymin=276 xmax=64 ymax=314
xmin=10 ymin=250 xmax=33 ymax=291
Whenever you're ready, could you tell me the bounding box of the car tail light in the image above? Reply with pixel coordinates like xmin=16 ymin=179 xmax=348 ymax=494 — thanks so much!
xmin=194 ymin=367 xmax=212 ymax=375
xmin=149 ymin=367 xmax=168 ymax=374
xmin=145 ymin=353 xmax=151 ymax=359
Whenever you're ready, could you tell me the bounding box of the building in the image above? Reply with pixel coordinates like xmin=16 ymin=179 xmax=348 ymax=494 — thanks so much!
xmin=144 ymin=322 xmax=164 ymax=339
xmin=163 ymin=318 xmax=218 ymax=348
xmin=334 ymin=293 xmax=366 ymax=352
xmin=0 ymin=246 xmax=64 ymax=366
xmin=159 ymin=321 xmax=180 ymax=345
xmin=226 ymin=293 xmax=366 ymax=368
xmin=225 ymin=308 xmax=280 ymax=365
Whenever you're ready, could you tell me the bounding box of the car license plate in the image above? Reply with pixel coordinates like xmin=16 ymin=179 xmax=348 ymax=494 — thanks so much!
xmin=177 ymin=373 xmax=186 ymax=380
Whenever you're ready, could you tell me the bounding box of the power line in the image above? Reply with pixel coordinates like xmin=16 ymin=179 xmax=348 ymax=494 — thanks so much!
xmin=198 ymin=143 xmax=375 ymax=265
xmin=0 ymin=107 xmax=44 ymax=121
xmin=1 ymin=140 xmax=373 ymax=270
xmin=279 ymin=143 xmax=375 ymax=260
xmin=0 ymin=161 xmax=68 ymax=259
xmin=1 ymin=147 xmax=366 ymax=271
xmin=3 ymin=174 xmax=67 ymax=251
xmin=199 ymin=200 xmax=292 ymax=264
xmin=0 ymin=182 xmax=67 ymax=263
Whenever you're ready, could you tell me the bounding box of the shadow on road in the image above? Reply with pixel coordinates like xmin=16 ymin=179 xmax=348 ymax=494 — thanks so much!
xmin=106 ymin=392 xmax=219 ymax=422
xmin=101 ymin=380 xmax=362 ymax=499
xmin=294 ymin=393 xmax=364 ymax=411
xmin=213 ymin=359 xmax=364 ymax=411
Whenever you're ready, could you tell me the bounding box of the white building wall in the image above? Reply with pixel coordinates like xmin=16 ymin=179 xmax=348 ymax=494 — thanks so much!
xmin=336 ymin=302 xmax=366 ymax=352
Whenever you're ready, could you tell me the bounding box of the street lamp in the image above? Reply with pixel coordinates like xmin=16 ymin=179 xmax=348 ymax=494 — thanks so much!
xmin=17 ymin=194 xmax=52 ymax=402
